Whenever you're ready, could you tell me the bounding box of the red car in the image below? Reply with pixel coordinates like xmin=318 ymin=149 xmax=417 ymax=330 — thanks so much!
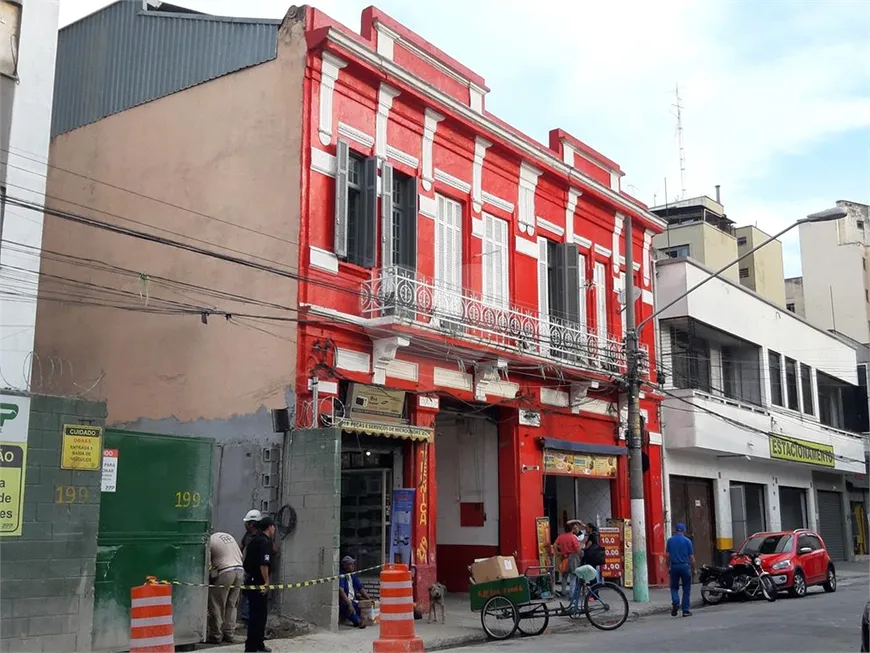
xmin=731 ymin=529 xmax=837 ymax=598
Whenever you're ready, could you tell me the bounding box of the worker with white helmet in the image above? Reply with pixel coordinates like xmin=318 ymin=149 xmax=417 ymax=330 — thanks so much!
xmin=238 ymin=509 xmax=263 ymax=627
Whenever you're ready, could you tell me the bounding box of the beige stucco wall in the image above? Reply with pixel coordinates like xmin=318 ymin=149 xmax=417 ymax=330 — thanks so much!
xmin=653 ymin=222 xmax=740 ymax=282
xmin=735 ymin=225 xmax=786 ymax=307
xmin=34 ymin=18 xmax=305 ymax=424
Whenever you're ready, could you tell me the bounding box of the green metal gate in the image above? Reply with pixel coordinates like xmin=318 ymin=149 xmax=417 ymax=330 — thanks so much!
xmin=92 ymin=430 xmax=214 ymax=651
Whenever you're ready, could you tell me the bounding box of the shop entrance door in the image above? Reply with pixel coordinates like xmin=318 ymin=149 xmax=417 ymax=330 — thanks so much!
xmin=670 ymin=476 xmax=716 ymax=568
xmin=341 ymin=466 xmax=393 ymax=578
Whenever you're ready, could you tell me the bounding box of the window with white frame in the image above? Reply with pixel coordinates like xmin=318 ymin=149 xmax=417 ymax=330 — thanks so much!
xmin=334 ymin=139 xmax=377 ymax=267
xmin=482 ymin=214 xmax=508 ymax=308
xmin=593 ymin=261 xmax=608 ymax=344
xmin=434 ymin=194 xmax=463 ymax=316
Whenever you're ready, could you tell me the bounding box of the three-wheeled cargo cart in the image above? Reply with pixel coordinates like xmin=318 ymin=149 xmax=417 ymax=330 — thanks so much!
xmin=469 ymin=565 xmax=629 ymax=640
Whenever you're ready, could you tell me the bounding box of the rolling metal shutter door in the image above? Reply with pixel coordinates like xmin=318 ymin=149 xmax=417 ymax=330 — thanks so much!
xmin=817 ymin=490 xmax=846 ymax=561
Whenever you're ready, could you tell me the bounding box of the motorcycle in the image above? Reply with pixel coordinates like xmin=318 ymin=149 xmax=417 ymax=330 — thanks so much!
xmin=699 ymin=553 xmax=778 ymax=605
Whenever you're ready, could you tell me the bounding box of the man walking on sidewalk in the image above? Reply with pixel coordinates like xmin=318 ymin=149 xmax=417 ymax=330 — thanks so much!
xmin=666 ymin=523 xmax=695 ymax=617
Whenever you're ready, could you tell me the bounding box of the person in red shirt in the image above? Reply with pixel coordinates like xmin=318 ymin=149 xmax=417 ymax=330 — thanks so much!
xmin=554 ymin=522 xmax=582 ymax=596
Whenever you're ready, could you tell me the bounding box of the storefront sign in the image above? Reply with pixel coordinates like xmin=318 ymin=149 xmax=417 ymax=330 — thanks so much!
xmin=389 ymin=489 xmax=415 ymax=565
xmin=769 ymin=434 xmax=835 ymax=468
xmin=543 ymin=450 xmax=617 ymax=478
xmin=340 ymin=419 xmax=433 ymax=442
xmin=61 ymin=425 xmax=103 ymax=470
xmin=348 ymin=384 xmax=406 ymax=422
xmin=600 ymin=527 xmax=623 ymax=579
xmin=536 ymin=517 xmax=552 ymax=568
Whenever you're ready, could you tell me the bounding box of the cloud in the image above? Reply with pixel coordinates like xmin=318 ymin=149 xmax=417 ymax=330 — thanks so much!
xmin=60 ymin=0 xmax=869 ymax=277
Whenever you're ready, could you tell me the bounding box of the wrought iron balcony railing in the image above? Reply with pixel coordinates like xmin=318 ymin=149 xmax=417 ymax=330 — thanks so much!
xmin=360 ymin=267 xmax=649 ymax=375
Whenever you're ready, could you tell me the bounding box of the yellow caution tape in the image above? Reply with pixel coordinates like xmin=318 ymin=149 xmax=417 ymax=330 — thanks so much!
xmin=146 ymin=564 xmax=386 ymax=591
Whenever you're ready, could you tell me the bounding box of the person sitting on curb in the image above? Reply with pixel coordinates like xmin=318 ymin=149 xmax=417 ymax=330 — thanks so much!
xmin=338 ymin=556 xmax=371 ymax=629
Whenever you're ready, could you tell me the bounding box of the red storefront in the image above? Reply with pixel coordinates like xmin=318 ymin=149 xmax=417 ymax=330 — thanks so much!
xmin=294 ymin=6 xmax=668 ymax=606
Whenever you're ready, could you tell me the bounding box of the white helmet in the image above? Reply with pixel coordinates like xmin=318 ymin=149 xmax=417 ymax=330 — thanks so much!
xmin=243 ymin=509 xmax=262 ymax=523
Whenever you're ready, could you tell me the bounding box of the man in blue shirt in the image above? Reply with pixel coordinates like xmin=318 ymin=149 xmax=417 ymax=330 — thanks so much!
xmin=666 ymin=523 xmax=695 ymax=617
xmin=338 ymin=556 xmax=371 ymax=628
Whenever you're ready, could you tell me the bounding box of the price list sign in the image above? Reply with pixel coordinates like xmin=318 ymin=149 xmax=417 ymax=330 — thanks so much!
xmin=599 ymin=526 xmax=623 ymax=579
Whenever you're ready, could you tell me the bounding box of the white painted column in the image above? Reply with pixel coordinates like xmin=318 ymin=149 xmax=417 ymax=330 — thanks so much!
xmin=421 ymin=109 xmax=444 ymax=191
xmin=714 ymin=477 xmax=733 ymax=552
xmin=375 ymin=83 xmax=400 ymax=160
xmin=807 ymin=482 xmax=819 ymax=531
xmin=766 ymin=481 xmax=781 ymax=532
xmin=317 ymin=53 xmax=347 ymax=146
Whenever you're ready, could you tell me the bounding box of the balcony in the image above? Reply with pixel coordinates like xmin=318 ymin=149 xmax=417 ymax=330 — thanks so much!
xmin=360 ymin=266 xmax=648 ymax=376
xmin=663 ymin=388 xmax=866 ymax=474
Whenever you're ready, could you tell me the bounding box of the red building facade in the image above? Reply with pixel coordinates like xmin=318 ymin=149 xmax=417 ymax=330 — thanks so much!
xmin=294 ymin=6 xmax=668 ymax=603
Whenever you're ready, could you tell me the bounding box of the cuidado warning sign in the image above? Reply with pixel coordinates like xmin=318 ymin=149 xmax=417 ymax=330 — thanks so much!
xmin=61 ymin=424 xmax=103 ymax=471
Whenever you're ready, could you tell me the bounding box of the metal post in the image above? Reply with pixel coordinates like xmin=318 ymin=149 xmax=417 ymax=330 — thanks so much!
xmin=623 ymin=214 xmax=649 ymax=602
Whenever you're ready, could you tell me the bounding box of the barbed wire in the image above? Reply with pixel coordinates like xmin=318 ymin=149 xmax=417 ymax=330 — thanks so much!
xmin=0 ymin=351 xmax=106 ymax=398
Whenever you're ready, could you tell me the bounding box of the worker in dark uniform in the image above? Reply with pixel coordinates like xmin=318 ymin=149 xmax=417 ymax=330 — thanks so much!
xmin=243 ymin=516 xmax=275 ymax=653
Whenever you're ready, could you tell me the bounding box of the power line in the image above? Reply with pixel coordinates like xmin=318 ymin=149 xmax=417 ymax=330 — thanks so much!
xmin=2 ymin=147 xmax=299 ymax=249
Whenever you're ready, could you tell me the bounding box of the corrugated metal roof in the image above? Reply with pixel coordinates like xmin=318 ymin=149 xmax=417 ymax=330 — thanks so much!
xmin=51 ymin=1 xmax=280 ymax=137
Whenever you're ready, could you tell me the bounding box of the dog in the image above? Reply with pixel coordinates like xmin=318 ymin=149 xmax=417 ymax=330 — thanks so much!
xmin=427 ymin=582 xmax=447 ymax=624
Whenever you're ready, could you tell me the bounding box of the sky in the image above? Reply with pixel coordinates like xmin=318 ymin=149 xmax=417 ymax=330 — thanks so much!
xmin=58 ymin=0 xmax=870 ymax=277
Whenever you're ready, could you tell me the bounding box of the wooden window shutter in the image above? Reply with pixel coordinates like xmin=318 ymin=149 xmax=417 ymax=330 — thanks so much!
xmin=359 ymin=157 xmax=378 ymax=268
xmin=399 ymin=178 xmax=417 ymax=271
xmin=334 ymin=139 xmax=350 ymax=258
xmin=381 ymin=162 xmax=394 ymax=268
xmin=560 ymin=243 xmax=580 ymax=324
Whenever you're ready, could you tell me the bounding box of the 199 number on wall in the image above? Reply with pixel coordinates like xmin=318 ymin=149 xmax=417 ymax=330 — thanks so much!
xmin=175 ymin=491 xmax=201 ymax=508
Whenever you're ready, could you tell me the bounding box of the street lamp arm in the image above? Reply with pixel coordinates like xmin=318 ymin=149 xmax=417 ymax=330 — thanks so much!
xmin=635 ymin=221 xmax=801 ymax=333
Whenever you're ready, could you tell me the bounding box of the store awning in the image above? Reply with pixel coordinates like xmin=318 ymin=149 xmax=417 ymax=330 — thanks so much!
xmin=540 ymin=437 xmax=627 ymax=456
xmin=340 ymin=419 xmax=433 ymax=442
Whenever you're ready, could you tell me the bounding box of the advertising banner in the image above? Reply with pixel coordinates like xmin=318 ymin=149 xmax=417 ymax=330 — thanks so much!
xmin=389 ymin=488 xmax=415 ymax=565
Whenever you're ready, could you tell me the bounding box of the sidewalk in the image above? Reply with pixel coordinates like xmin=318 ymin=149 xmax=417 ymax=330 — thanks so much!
xmin=218 ymin=563 xmax=869 ymax=653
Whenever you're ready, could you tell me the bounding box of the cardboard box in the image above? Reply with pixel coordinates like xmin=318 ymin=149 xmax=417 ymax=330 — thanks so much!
xmin=470 ymin=556 xmax=519 ymax=583
xmin=358 ymin=599 xmax=380 ymax=626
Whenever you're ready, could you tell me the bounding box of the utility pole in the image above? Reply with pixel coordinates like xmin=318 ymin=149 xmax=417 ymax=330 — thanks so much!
xmin=620 ymin=206 xmax=845 ymax=605
xmin=623 ymin=213 xmax=649 ymax=602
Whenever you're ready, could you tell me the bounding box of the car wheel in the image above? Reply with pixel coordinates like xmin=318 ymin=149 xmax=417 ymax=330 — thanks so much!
xmin=788 ymin=570 xmax=807 ymax=598
xmin=822 ymin=566 xmax=836 ymax=593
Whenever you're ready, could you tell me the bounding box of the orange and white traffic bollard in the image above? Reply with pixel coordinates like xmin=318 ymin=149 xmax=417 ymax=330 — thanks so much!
xmin=373 ymin=564 xmax=424 ymax=653
xmin=130 ymin=578 xmax=174 ymax=652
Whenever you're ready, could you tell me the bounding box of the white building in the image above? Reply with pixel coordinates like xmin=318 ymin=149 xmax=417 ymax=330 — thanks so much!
xmin=656 ymin=256 xmax=866 ymax=567
xmin=792 ymin=200 xmax=870 ymax=344
xmin=0 ymin=0 xmax=60 ymax=391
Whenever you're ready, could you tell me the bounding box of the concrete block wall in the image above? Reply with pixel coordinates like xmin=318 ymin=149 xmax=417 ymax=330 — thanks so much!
xmin=278 ymin=428 xmax=340 ymax=630
xmin=0 ymin=394 xmax=107 ymax=653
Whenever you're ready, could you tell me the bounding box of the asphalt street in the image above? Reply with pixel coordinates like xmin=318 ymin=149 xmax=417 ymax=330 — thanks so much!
xmin=453 ymin=581 xmax=869 ymax=652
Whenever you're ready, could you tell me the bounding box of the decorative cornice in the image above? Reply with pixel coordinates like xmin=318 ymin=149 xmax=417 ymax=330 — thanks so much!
xmin=482 ymin=191 xmax=515 ymax=214
xmin=321 ymin=27 xmax=667 ymax=231
xmin=574 ymin=235 xmax=592 ymax=250
xmin=594 ymin=244 xmax=612 ymax=258
xmin=337 ymin=122 xmax=375 ymax=148
xmin=536 ymin=217 xmax=565 ymax=237
xmin=434 ymin=168 xmax=472 ymax=194
xmin=386 ymin=145 xmax=419 ymax=169
xmin=474 ymin=359 xmax=508 ymax=401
